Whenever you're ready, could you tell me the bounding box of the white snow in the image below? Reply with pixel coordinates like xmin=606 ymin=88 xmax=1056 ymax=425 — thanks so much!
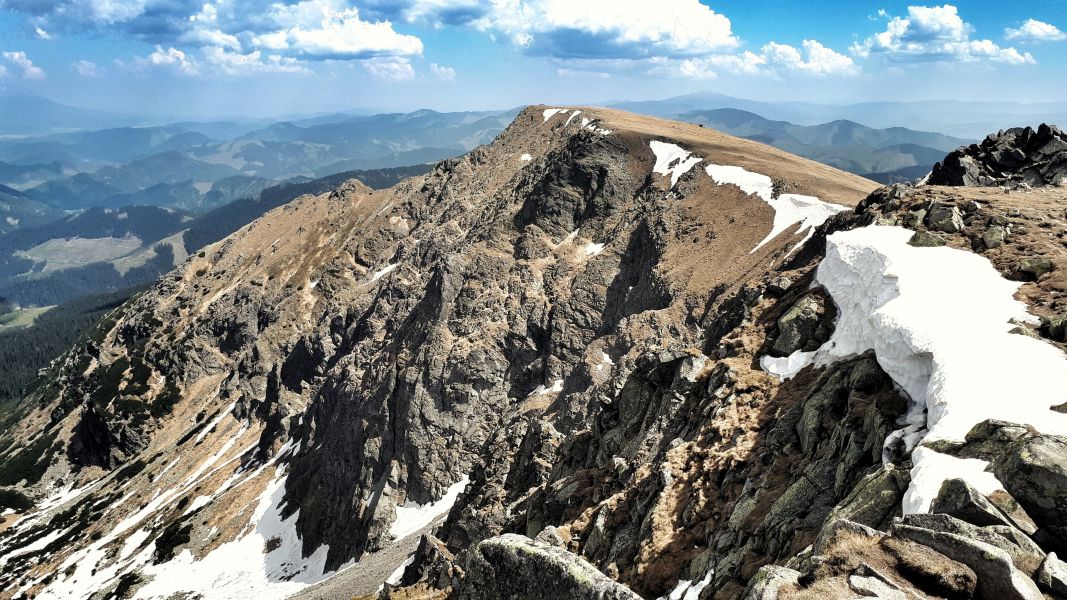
xmin=595 ymin=351 xmax=614 ymax=373
xmin=528 ymin=379 xmax=564 ymax=397
xmin=371 ymin=263 xmax=399 ymax=282
xmin=650 ymin=141 xmax=702 ymax=188
xmin=560 ymin=229 xmax=579 ymax=245
xmin=384 ymin=553 xmax=415 ymax=587
xmin=520 ymin=153 xmax=532 ymax=162
xmin=542 ymin=108 xmax=567 ymax=122
xmin=584 ymin=242 xmax=605 ymax=256
xmin=134 ymin=469 xmax=343 ymax=600
xmin=194 ymin=401 xmax=237 ymax=444
xmin=119 ymin=529 xmax=152 ymax=560
xmin=759 ymin=349 xmax=816 ymax=381
xmin=389 ymin=475 xmax=470 ymax=541
xmin=564 ymin=110 xmax=581 ymax=127
xmin=661 ymin=570 xmax=713 ymax=600
xmin=705 ymin=164 xmax=846 ymax=254
xmin=801 ymin=225 xmax=1067 ymax=514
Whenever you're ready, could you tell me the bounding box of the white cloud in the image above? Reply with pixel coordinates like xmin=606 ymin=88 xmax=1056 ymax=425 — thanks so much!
xmin=2 ymin=51 xmax=46 ymax=79
xmin=202 ymin=47 xmax=311 ymax=74
xmin=429 ymin=62 xmax=455 ymax=80
xmin=1005 ymin=19 xmax=1066 ymax=43
xmin=461 ymin=0 xmax=739 ymax=58
xmin=127 ymin=45 xmax=200 ymax=75
xmin=655 ymin=40 xmax=854 ymax=79
xmin=762 ymin=40 xmax=858 ymax=75
xmin=34 ymin=26 xmax=52 ymax=39
xmin=251 ymin=0 xmax=423 ymax=60
xmin=556 ymin=67 xmax=610 ymax=79
xmin=73 ymin=59 xmax=100 ymax=77
xmin=852 ymin=4 xmax=1035 ymax=65
xmin=0 ymin=64 xmax=7 ymax=78
xmin=362 ymin=57 xmax=416 ymax=80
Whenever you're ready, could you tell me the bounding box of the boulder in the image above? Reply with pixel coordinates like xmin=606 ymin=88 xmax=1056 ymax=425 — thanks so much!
xmin=907 ymin=231 xmax=946 ymax=247
xmin=1036 ymin=552 xmax=1067 ymax=598
xmin=771 ymin=291 xmax=835 ymax=356
xmin=741 ymin=565 xmax=800 ymax=600
xmin=1015 ymin=257 xmax=1053 ymax=280
xmin=879 ymin=536 xmax=977 ymax=599
xmin=1043 ymin=313 xmax=1067 ymax=342
xmin=925 ymin=204 xmax=965 ymax=233
xmin=891 ymin=524 xmax=1043 ymax=600
xmin=899 ymin=513 xmax=1045 ymax=575
xmin=991 ymin=432 xmax=1067 ymax=543
xmin=930 ymin=478 xmax=1016 ymax=530
xmin=981 ymin=226 xmax=1007 ymax=249
xmin=457 ymin=534 xmax=642 ymax=600
xmin=929 ymin=124 xmax=1067 ymax=187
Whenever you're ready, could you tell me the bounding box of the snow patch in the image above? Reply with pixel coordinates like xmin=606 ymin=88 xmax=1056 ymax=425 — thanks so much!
xmin=805 ymin=225 xmax=1067 ymax=514
xmin=371 ymin=263 xmax=399 ymax=282
xmin=661 ymin=570 xmax=713 ymax=600
xmin=584 ymin=242 xmax=605 ymax=256
xmin=564 ymin=110 xmax=581 ymax=127
xmin=194 ymin=401 xmax=236 ymax=444
xmin=595 ymin=351 xmax=614 ymax=373
xmin=705 ymin=164 xmax=846 ymax=254
xmin=542 ymin=108 xmax=567 ymax=122
xmin=528 ymin=379 xmax=564 ymax=397
xmin=389 ymin=475 xmax=470 ymax=541
xmin=520 ymin=153 xmax=532 ymax=162
xmin=759 ymin=350 xmax=817 ymax=381
xmin=650 ymin=141 xmax=702 ymax=188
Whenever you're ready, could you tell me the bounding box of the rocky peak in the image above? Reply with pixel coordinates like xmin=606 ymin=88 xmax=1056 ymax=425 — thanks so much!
xmin=929 ymin=123 xmax=1067 ymax=188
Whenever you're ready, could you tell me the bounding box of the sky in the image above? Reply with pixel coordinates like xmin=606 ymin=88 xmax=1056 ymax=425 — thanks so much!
xmin=0 ymin=0 xmax=1065 ymax=119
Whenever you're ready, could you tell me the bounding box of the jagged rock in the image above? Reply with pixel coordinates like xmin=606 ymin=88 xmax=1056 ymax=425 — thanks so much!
xmin=740 ymin=566 xmax=800 ymax=600
xmin=849 ymin=572 xmax=908 ymax=599
xmin=930 ymin=124 xmax=1067 ymax=187
xmin=534 ymin=526 xmax=566 ymax=548
xmin=907 ymin=231 xmax=946 ymax=247
xmin=898 ymin=513 xmax=1045 ymax=575
xmin=930 ymin=478 xmax=1017 ymax=530
xmin=457 ymin=534 xmax=641 ymax=600
xmin=771 ymin=291 xmax=836 ymax=355
xmin=400 ymin=534 xmax=460 ymax=590
xmin=765 ymin=276 xmax=793 ymax=296
xmin=824 ymin=465 xmax=910 ymax=532
xmin=981 ymin=226 xmax=1007 ymax=249
xmin=991 ymin=431 xmax=1067 ymax=543
xmin=1036 ymin=552 xmax=1067 ymax=598
xmin=925 ymin=204 xmax=965 ymax=233
xmin=891 ymin=523 xmax=1043 ymax=600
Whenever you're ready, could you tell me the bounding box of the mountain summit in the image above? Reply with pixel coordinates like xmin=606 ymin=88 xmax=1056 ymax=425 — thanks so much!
xmin=0 ymin=107 xmax=1065 ymax=600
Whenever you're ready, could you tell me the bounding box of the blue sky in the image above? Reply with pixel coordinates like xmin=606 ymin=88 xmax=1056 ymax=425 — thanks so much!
xmin=0 ymin=1 xmax=1064 ymax=119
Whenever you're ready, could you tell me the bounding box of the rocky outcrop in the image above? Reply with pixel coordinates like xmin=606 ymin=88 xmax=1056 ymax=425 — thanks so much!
xmin=457 ymin=534 xmax=642 ymax=600
xmin=929 ymin=124 xmax=1067 ymax=188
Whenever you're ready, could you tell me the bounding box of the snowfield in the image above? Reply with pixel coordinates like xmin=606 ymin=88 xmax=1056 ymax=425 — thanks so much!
xmin=770 ymin=225 xmax=1067 ymax=514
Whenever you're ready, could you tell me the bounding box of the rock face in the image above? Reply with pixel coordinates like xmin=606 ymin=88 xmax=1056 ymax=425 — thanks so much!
xmin=457 ymin=534 xmax=642 ymax=600
xmin=929 ymin=124 xmax=1067 ymax=188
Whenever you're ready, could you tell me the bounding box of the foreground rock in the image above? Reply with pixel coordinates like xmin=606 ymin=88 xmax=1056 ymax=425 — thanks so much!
xmin=457 ymin=534 xmax=641 ymax=600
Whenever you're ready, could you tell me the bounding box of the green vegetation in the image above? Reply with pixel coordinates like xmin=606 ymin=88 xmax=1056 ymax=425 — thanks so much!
xmin=0 ymin=305 xmax=51 ymax=331
xmin=0 ymin=284 xmax=147 ymax=413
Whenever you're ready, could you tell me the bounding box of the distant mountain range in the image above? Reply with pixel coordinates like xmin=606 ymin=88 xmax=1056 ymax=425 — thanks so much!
xmin=679 ymin=108 xmax=971 ymax=183
xmin=612 ymin=91 xmax=1067 ymax=139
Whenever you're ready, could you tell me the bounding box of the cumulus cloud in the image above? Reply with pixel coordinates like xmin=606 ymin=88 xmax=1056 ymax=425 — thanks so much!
xmin=429 ymin=62 xmax=455 ymax=80
xmin=1005 ymin=19 xmax=1066 ymax=43
xmin=250 ymin=0 xmax=422 ymax=60
xmin=852 ymin=4 xmax=1035 ymax=65
xmin=762 ymin=40 xmax=858 ymax=75
xmin=2 ymin=51 xmax=46 ymax=79
xmin=34 ymin=27 xmax=52 ymax=39
xmin=471 ymin=0 xmax=739 ymax=58
xmin=124 ymin=45 xmax=199 ymax=75
xmin=73 ymin=59 xmax=100 ymax=77
xmin=651 ymin=40 xmax=855 ymax=79
xmin=362 ymin=56 xmax=416 ymax=80
xmin=202 ymin=47 xmax=311 ymax=74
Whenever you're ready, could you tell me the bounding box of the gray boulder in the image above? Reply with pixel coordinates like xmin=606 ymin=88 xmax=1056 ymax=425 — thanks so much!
xmin=907 ymin=231 xmax=946 ymax=247
xmin=925 ymin=203 xmax=965 ymax=233
xmin=991 ymin=432 xmax=1067 ymax=542
xmin=981 ymin=225 xmax=1007 ymax=249
xmin=771 ymin=291 xmax=835 ymax=356
xmin=1036 ymin=552 xmax=1067 ymax=598
xmin=458 ymin=534 xmax=641 ymax=600
xmin=892 ymin=523 xmax=1043 ymax=600
xmin=930 ymin=478 xmax=1016 ymax=530
xmin=741 ymin=565 xmax=800 ymax=600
